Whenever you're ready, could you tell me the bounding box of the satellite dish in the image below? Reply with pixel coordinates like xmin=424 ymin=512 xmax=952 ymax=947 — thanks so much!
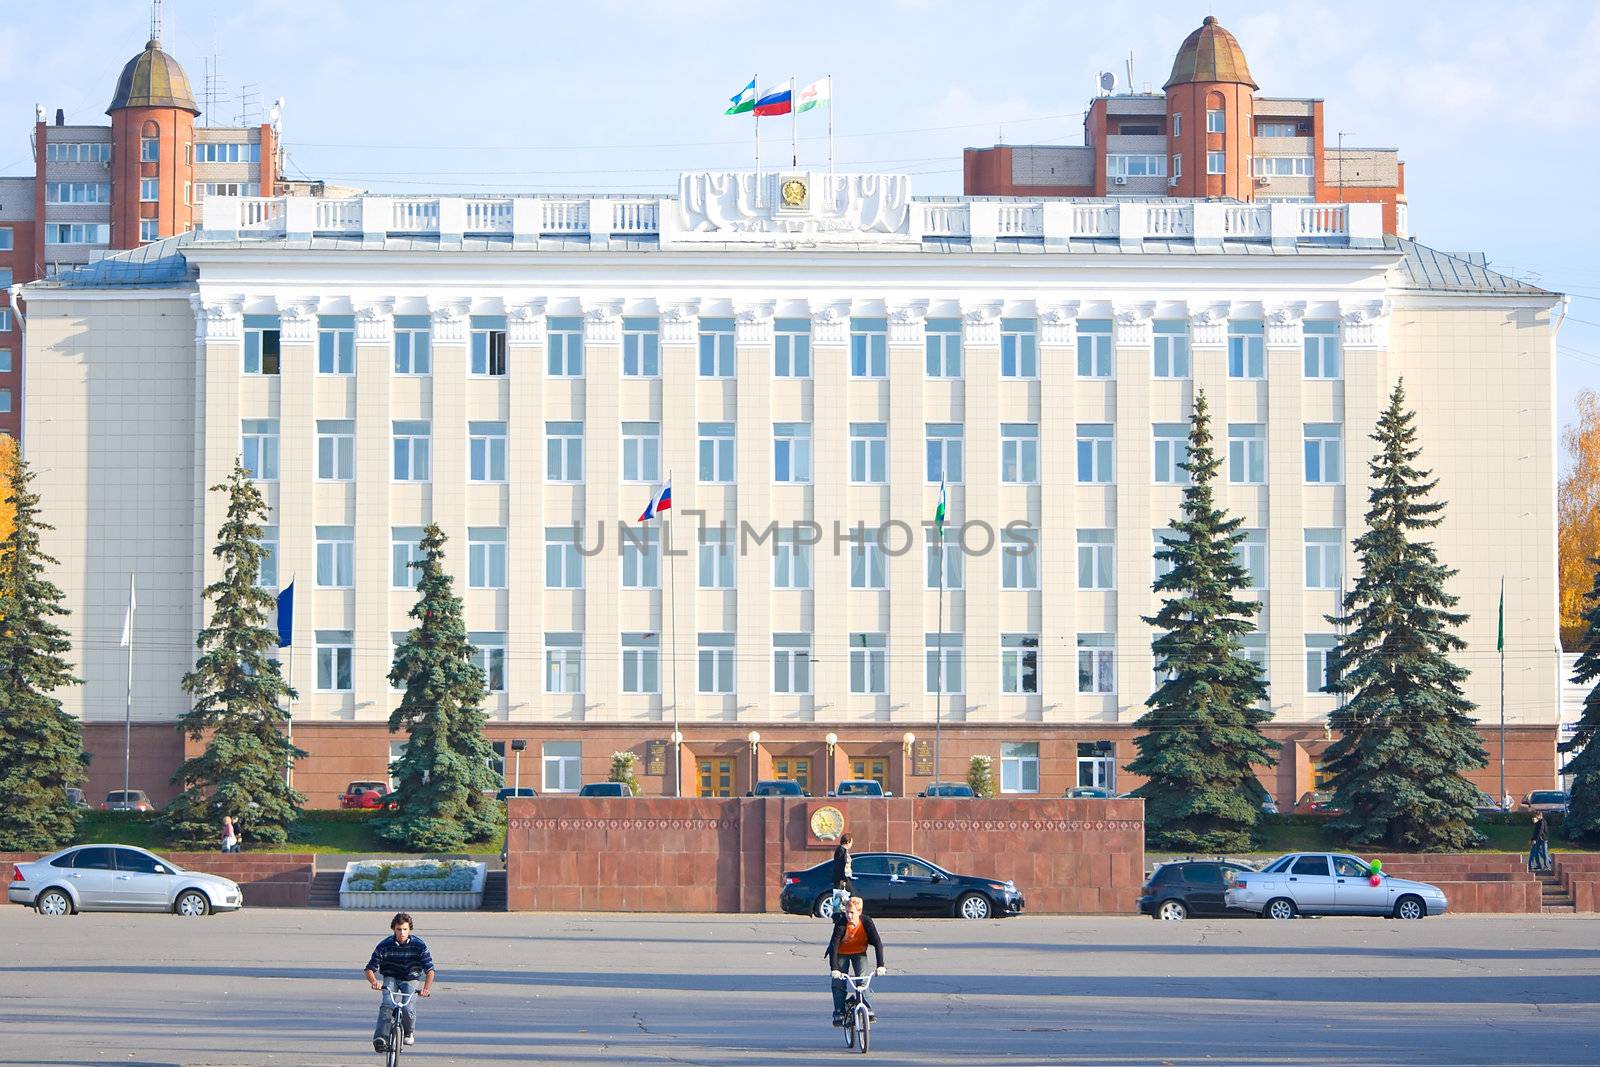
xmin=1099 ymin=71 xmax=1118 ymax=94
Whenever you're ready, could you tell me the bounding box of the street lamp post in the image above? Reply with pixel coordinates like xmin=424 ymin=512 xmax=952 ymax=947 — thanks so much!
xmin=747 ymin=730 xmax=761 ymax=793
xmin=510 ymin=738 xmax=526 ymax=793
xmin=672 ymin=730 xmax=684 ymax=797
xmin=825 ymin=732 xmax=838 ymax=796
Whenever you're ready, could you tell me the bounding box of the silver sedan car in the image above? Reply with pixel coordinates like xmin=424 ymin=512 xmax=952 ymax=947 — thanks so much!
xmin=8 ymin=844 xmax=243 ymax=917
xmin=1224 ymin=852 xmax=1449 ymax=920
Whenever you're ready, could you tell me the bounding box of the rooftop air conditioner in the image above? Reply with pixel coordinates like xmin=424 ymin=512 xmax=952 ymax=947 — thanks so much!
xmin=1113 ymin=175 xmax=1128 ymax=185
xmin=1255 ymin=176 xmax=1271 ymax=185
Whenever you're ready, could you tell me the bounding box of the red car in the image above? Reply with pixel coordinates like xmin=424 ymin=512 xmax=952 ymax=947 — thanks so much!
xmin=338 ymin=781 xmax=391 ymax=809
xmin=1292 ymin=790 xmax=1343 ymax=815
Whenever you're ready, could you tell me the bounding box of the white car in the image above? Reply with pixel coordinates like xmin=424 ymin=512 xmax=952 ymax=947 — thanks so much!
xmin=8 ymin=844 xmax=243 ymax=917
xmin=1224 ymin=852 xmax=1448 ymax=920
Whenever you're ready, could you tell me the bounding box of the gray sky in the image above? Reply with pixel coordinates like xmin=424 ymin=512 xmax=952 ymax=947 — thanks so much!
xmin=5 ymin=0 xmax=1596 ymax=440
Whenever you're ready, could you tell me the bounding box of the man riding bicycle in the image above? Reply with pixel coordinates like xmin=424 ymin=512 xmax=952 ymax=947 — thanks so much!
xmin=824 ymin=895 xmax=885 ymax=1027
xmin=364 ymin=912 xmax=434 ymax=1052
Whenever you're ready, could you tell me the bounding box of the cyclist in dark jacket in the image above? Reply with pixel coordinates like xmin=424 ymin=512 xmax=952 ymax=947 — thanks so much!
xmin=824 ymin=895 xmax=885 ymax=1026
xmin=364 ymin=912 xmax=434 ymax=1052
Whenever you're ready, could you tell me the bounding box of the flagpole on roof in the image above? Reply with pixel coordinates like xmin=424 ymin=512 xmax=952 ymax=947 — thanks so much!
xmin=791 ymin=73 xmax=798 ymax=168
xmin=754 ymin=73 xmax=762 ymax=208
xmin=828 ymin=75 xmax=835 ymax=179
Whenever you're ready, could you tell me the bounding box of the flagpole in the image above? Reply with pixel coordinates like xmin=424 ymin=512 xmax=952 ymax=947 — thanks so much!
xmin=1499 ymin=576 xmax=1507 ymax=806
xmin=828 ymin=75 xmax=835 ymax=178
xmin=754 ymin=73 xmax=761 ymax=208
xmin=791 ymin=73 xmax=798 ymax=167
xmin=934 ymin=488 xmax=945 ymax=787
xmin=124 ymin=572 xmax=134 ymax=798
xmin=286 ymin=640 xmax=295 ymax=789
xmin=667 ymin=472 xmax=681 ymax=797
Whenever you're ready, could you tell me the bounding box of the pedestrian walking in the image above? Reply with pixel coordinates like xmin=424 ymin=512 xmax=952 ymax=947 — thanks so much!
xmin=827 ymin=833 xmax=854 ymax=917
xmin=221 ymin=815 xmax=240 ymax=854
xmin=1529 ymin=812 xmax=1551 ymax=873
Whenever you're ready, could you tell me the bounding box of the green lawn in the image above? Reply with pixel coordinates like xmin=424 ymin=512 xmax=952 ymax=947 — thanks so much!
xmin=71 ymin=810 xmax=505 ymax=855
xmin=1247 ymin=815 xmax=1579 ymax=856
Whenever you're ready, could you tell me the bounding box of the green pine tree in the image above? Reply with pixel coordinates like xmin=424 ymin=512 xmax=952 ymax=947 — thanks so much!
xmin=376 ymin=524 xmax=504 ymax=851
xmin=966 ymin=755 xmax=996 ymax=798
xmin=161 ymin=462 xmax=304 ymax=848
xmin=1128 ymin=390 xmax=1278 ymax=852
xmin=1323 ymin=381 xmax=1486 ymax=851
xmin=1559 ymin=555 xmax=1600 ymax=843
xmin=0 ymin=451 xmax=87 ymax=851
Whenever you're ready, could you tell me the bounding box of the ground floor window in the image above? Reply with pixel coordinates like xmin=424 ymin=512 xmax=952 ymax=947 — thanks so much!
xmin=543 ymin=741 xmax=581 ymax=793
xmin=772 ymin=757 xmax=811 ymax=793
xmin=1000 ymin=742 xmax=1039 ymax=793
xmin=699 ymin=759 xmax=733 ymax=797
xmin=1076 ymin=741 xmax=1115 ymax=790
xmin=850 ymin=758 xmax=888 ymax=789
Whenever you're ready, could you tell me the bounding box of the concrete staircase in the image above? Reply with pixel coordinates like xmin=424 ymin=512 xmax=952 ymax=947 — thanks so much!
xmin=481 ymin=870 xmax=507 ymax=910
xmin=308 ymin=871 xmax=343 ymax=908
xmin=1538 ymin=870 xmax=1576 ymax=913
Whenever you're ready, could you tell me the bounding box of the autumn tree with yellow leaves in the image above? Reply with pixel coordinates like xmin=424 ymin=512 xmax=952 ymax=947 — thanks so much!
xmin=0 ymin=434 xmax=15 ymax=549
xmin=1560 ymin=390 xmax=1600 ymax=649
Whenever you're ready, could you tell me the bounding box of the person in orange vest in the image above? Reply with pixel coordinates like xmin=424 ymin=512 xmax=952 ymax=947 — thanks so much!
xmin=824 ymin=895 xmax=885 ymax=1027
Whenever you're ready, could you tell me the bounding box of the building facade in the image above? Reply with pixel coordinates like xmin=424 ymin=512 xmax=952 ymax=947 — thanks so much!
xmin=21 ymin=177 xmax=1563 ymax=807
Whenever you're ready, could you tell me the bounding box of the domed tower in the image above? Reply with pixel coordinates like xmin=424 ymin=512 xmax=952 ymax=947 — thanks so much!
xmin=107 ymin=36 xmax=199 ymax=249
xmin=1163 ymin=16 xmax=1257 ymax=200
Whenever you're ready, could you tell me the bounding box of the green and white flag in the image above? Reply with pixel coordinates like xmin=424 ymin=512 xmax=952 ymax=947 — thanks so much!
xmin=935 ymin=480 xmax=947 ymax=540
xmin=1497 ymin=577 xmax=1504 ymax=653
xmin=725 ymin=77 xmax=756 ymax=115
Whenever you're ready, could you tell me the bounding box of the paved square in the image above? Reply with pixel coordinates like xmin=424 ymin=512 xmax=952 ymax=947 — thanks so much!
xmin=1 ymin=908 xmax=1596 ymax=1065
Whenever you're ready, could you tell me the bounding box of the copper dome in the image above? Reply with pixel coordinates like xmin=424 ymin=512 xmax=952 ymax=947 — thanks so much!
xmin=107 ymin=38 xmax=199 ymax=115
xmin=1163 ymin=16 xmax=1258 ymax=91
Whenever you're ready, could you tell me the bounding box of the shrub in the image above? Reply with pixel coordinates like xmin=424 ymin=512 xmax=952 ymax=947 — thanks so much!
xmin=967 ymin=755 xmax=996 ymax=798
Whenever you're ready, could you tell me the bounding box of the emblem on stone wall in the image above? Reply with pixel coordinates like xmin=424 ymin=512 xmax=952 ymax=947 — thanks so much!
xmin=809 ymin=806 xmax=845 ymax=843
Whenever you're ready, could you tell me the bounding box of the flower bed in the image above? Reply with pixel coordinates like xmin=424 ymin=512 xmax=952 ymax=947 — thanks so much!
xmin=339 ymin=860 xmax=486 ymax=910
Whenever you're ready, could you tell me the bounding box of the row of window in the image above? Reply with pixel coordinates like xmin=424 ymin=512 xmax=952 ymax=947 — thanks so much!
xmin=42 ymin=220 xmax=167 ymax=245
xmin=309 ymin=627 xmax=1341 ymax=699
xmin=238 ymin=316 xmax=1345 ymax=383
xmin=44 ymin=142 xmax=112 ymax=163
xmin=240 ymin=416 xmax=1346 ymax=488
xmin=44 ymin=138 xmax=259 ymax=167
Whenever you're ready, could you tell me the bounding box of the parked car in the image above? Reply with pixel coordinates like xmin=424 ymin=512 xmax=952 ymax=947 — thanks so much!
xmin=1525 ymin=790 xmax=1570 ymax=814
xmin=1474 ymin=790 xmax=1505 ymax=815
xmin=1137 ymin=860 xmax=1258 ymax=920
xmin=831 ymin=780 xmax=891 ymax=797
xmin=338 ymin=781 xmax=391 ymax=809
xmin=496 ymin=787 xmax=538 ymax=801
xmin=1291 ymin=790 xmax=1342 ymax=815
xmin=1260 ymin=796 xmax=1280 ymax=815
xmin=8 ymin=844 xmax=243 ymax=917
xmin=1225 ymin=852 xmax=1448 ymax=919
xmin=918 ymin=783 xmax=975 ymax=798
xmin=100 ymin=789 xmax=152 ymax=812
xmin=1065 ymin=787 xmax=1115 ymax=799
xmin=747 ymin=780 xmax=807 ymax=797
xmin=578 ymin=782 xmax=634 ymax=797
xmin=64 ymin=787 xmax=89 ymax=809
xmin=780 ymin=851 xmax=1025 ymax=919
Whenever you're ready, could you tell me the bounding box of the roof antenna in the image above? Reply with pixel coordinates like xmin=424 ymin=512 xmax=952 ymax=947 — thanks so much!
xmin=1126 ymin=51 xmax=1135 ymax=93
xmin=151 ymin=0 xmax=163 ymax=43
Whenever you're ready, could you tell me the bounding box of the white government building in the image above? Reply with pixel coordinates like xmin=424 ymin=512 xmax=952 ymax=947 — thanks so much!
xmin=20 ymin=171 xmax=1564 ymax=804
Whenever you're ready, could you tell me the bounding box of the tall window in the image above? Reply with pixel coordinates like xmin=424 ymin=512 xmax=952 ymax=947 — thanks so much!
xmin=772 ymin=529 xmax=813 ymax=589
xmin=925 ymin=318 xmax=961 ymax=378
xmin=393 ymin=315 xmax=431 ymax=374
xmin=699 ymin=317 xmax=735 ymax=377
xmin=241 ymin=419 xmax=279 ymax=481
xmin=774 ymin=318 xmax=811 ymax=377
xmin=1153 ymin=529 xmax=1183 ymax=582
xmin=926 ymin=423 xmax=964 ymax=483
xmin=621 ymin=633 xmax=661 ymax=694
xmin=850 ymin=633 xmax=888 ymax=694
xmin=698 ymin=633 xmax=735 ymax=694
xmin=1076 ymin=529 xmax=1114 ymax=590
xmin=774 ymin=423 xmax=811 ymax=483
xmin=316 ymin=631 xmax=354 ymax=691
xmin=545 ymin=526 xmax=584 ymax=589
xmin=547 ymin=316 xmax=583 ymax=376
xmin=622 ymin=316 xmax=660 ymax=377
xmin=317 ymin=316 xmax=355 ymax=375
xmin=471 ymin=632 xmax=508 ymax=693
xmin=1000 ymin=319 xmax=1037 ymax=378
xmin=1206 ymin=108 xmax=1225 ymax=133
xmin=1304 ymin=321 xmax=1341 ymax=379
xmin=139 ymin=220 xmax=159 ymax=243
xmin=47 ymin=181 xmax=112 ymax=204
xmin=256 ymin=526 xmax=279 ymax=589
xmin=1228 ymin=321 xmax=1264 ymax=379
xmin=1305 ymin=635 xmax=1339 ymax=693
xmin=772 ymin=633 xmax=812 ymax=694
xmin=1305 ymin=528 xmax=1343 ymax=590
xmin=621 ymin=421 xmax=661 ymax=483
xmin=469 ymin=421 xmax=508 ymax=482
xmin=546 ymin=421 xmax=583 ymax=482
xmin=468 ymin=528 xmax=508 ymax=588
xmin=1001 ymin=423 xmax=1039 ymax=484
xmin=1001 ymin=634 xmax=1039 ymax=695
xmin=1077 ymin=633 xmax=1115 ymax=694
xmin=542 ymin=741 xmax=582 ymax=793
xmin=850 ymin=317 xmax=887 ymax=378
xmin=393 ymin=420 xmax=431 ymax=481
xmin=1304 ymin=423 xmax=1342 ymax=483
xmin=849 ymin=529 xmax=887 ymax=590
xmin=392 ymin=526 xmax=425 ymax=589
xmin=1003 ymin=527 xmax=1039 ymax=590
xmin=1239 ymin=635 xmax=1269 ymax=699
xmin=1153 ymin=423 xmax=1189 ymax=484
xmin=927 ymin=532 xmax=964 ymax=590
xmin=1077 ymin=423 xmax=1114 ymax=483
xmin=140 ymin=136 xmax=159 ymax=162
xmin=315 ymin=419 xmax=355 ymax=481
xmin=850 ymin=422 xmax=887 ymax=484
xmin=1077 ymin=320 xmax=1113 ymax=378
xmin=1228 ymin=423 xmax=1266 ymax=484
xmin=243 ymin=315 xmax=281 ymax=375
xmin=1207 ymin=151 xmax=1226 ymax=174
xmin=470 ymin=317 xmax=508 ymax=376
xmin=925 ymin=633 xmax=964 ymax=693
xmin=544 ymin=633 xmax=583 ymax=693
xmin=1236 ymin=529 xmax=1268 ymax=589
xmin=698 ymin=422 xmax=735 ymax=483
xmin=1000 ymin=742 xmax=1040 ymax=793
xmin=621 ymin=527 xmax=661 ymax=588
xmin=698 ymin=527 xmax=733 ymax=588
xmin=1153 ymin=320 xmax=1190 ymax=378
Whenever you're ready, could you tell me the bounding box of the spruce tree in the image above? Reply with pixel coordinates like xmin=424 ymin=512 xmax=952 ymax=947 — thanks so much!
xmin=1128 ymin=390 xmax=1277 ymax=852
xmin=1323 ymin=381 xmax=1486 ymax=851
xmin=376 ymin=524 xmax=503 ymax=851
xmin=1558 ymin=556 xmax=1600 ymax=843
xmin=161 ymin=462 xmax=304 ymax=847
xmin=0 ymin=451 xmax=86 ymax=851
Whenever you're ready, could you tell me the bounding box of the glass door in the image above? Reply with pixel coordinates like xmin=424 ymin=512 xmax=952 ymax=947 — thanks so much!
xmin=772 ymin=757 xmax=812 ymax=794
xmin=698 ymin=759 xmax=733 ymax=797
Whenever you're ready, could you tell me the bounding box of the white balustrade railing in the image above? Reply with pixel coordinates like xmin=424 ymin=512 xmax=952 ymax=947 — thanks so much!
xmin=611 ymin=200 xmax=659 ymax=235
xmin=996 ymin=204 xmax=1043 ymax=236
xmin=1298 ymin=204 xmax=1348 ymax=237
xmin=1223 ymin=205 xmax=1270 ymax=237
xmin=464 ymin=199 xmax=513 ymax=233
xmin=541 ymin=200 xmax=589 ymax=235
xmin=921 ymin=203 xmax=970 ymax=237
xmin=239 ymin=197 xmax=282 ymax=229
xmin=389 ymin=198 xmax=440 ymax=233
xmin=1068 ymin=204 xmax=1116 ymax=237
xmin=315 ymin=199 xmax=360 ymax=233
xmin=1142 ymin=203 xmax=1192 ymax=237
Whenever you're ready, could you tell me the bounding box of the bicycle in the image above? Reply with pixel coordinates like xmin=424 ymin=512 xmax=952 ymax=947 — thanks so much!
xmin=376 ymin=987 xmax=416 ymax=1066
xmin=833 ymin=970 xmax=878 ymax=1054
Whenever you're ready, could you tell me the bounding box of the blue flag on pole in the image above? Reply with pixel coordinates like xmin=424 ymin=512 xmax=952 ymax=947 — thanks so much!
xmin=276 ymin=581 xmax=294 ymax=648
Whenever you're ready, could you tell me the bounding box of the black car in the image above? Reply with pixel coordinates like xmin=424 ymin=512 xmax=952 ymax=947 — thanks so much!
xmin=747 ymin=779 xmax=807 ymax=797
xmin=577 ymin=782 xmax=633 ymax=797
xmin=496 ymin=787 xmax=538 ymax=801
xmin=1136 ymin=860 xmax=1257 ymax=920
xmin=918 ymin=783 xmax=975 ymax=798
xmin=779 ymin=851 xmax=1025 ymax=920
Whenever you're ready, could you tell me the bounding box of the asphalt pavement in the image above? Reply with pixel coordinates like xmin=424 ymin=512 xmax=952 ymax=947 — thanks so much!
xmin=0 ymin=908 xmax=1596 ymax=1066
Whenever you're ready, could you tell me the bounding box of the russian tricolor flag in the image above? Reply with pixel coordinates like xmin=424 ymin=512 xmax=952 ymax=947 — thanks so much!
xmin=754 ymin=80 xmax=793 ymax=116
xmin=639 ymin=479 xmax=673 ymax=522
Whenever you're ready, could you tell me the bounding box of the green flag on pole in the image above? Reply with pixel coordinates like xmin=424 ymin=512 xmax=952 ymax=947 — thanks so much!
xmin=1497 ymin=578 xmax=1504 ymax=653
xmin=935 ymin=480 xmax=947 ymax=541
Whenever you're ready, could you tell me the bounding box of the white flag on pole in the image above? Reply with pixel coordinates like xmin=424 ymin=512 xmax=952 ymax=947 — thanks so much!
xmin=120 ymin=573 xmax=137 ymax=648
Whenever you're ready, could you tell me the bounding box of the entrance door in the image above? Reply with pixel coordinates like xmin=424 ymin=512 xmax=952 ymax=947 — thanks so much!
xmin=772 ymin=757 xmax=812 ymax=795
xmin=698 ymin=759 xmax=733 ymax=797
xmin=850 ymin=758 xmax=888 ymax=789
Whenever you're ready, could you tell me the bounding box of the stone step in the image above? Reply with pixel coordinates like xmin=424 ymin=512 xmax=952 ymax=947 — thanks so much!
xmin=307 ymin=871 xmax=343 ymax=907
xmin=480 ymin=870 xmax=507 ymax=911
xmin=1542 ymin=904 xmax=1577 ymax=913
